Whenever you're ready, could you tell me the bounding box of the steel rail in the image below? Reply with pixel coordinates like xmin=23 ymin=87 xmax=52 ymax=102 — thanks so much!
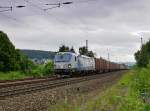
xmin=0 ymin=76 xmax=60 ymax=88
xmin=0 ymin=71 xmax=122 ymax=98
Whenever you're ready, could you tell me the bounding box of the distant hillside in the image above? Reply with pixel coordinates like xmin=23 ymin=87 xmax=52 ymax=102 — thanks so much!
xmin=118 ymin=62 xmax=135 ymax=69
xmin=120 ymin=62 xmax=135 ymax=67
xmin=21 ymin=49 xmax=56 ymax=60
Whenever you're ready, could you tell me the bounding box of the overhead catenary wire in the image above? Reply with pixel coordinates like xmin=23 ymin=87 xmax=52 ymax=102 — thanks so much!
xmin=42 ymin=0 xmax=97 ymax=27
xmin=0 ymin=9 xmax=12 ymax=12
xmin=22 ymin=0 xmax=58 ymax=17
xmin=44 ymin=0 xmax=96 ymax=11
xmin=0 ymin=0 xmax=97 ymax=28
xmin=0 ymin=0 xmax=42 ymax=28
xmin=43 ymin=0 xmax=97 ymax=37
xmin=0 ymin=0 xmax=98 ymax=52
xmin=0 ymin=0 xmax=96 ymax=13
xmin=58 ymin=0 xmax=92 ymax=39
xmin=44 ymin=2 xmax=73 ymax=11
xmin=0 ymin=0 xmax=68 ymax=33
xmin=43 ymin=5 xmax=60 ymax=11
xmin=0 ymin=6 xmax=12 ymax=8
xmin=0 ymin=0 xmax=50 ymax=28
xmin=23 ymin=0 xmax=44 ymax=11
xmin=21 ymin=0 xmax=64 ymax=25
xmin=0 ymin=6 xmax=12 ymax=12
xmin=0 ymin=0 xmax=98 ymax=26
xmin=0 ymin=5 xmax=25 ymax=12
xmin=21 ymin=0 xmax=72 ymax=26
xmin=0 ymin=0 xmax=19 ymax=21
xmin=0 ymin=0 xmax=96 ymax=14
xmin=43 ymin=0 xmax=96 ymax=49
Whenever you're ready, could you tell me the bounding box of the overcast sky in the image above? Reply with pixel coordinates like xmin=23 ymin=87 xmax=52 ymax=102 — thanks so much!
xmin=0 ymin=0 xmax=150 ymax=62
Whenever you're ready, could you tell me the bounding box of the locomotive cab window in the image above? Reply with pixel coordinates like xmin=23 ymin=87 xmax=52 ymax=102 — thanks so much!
xmin=54 ymin=53 xmax=72 ymax=62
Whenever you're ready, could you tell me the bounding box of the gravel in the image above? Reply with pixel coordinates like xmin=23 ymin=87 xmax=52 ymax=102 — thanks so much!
xmin=0 ymin=71 xmax=126 ymax=111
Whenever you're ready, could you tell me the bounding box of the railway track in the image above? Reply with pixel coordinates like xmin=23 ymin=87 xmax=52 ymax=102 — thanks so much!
xmin=0 ymin=71 xmax=125 ymax=98
xmin=0 ymin=75 xmax=60 ymax=88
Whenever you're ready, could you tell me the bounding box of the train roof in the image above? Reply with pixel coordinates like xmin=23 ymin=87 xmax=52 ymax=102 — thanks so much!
xmin=56 ymin=52 xmax=78 ymax=56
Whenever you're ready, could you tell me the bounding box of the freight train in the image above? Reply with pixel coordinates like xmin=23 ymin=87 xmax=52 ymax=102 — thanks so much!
xmin=54 ymin=52 xmax=127 ymax=76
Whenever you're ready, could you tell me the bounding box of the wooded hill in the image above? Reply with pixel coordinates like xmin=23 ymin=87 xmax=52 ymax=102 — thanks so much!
xmin=21 ymin=49 xmax=56 ymax=60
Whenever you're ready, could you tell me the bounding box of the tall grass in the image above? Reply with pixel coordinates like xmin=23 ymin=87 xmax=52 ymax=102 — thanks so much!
xmin=0 ymin=72 xmax=27 ymax=80
xmin=49 ymin=64 xmax=150 ymax=111
xmin=0 ymin=61 xmax=54 ymax=80
xmin=82 ymin=65 xmax=150 ymax=111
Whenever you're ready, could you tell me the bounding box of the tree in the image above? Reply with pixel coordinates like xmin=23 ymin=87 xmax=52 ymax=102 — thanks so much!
xmin=70 ymin=46 xmax=75 ymax=53
xmin=79 ymin=46 xmax=88 ymax=55
xmin=42 ymin=61 xmax=54 ymax=75
xmin=87 ymin=51 xmax=95 ymax=57
xmin=59 ymin=45 xmax=70 ymax=52
xmin=0 ymin=31 xmax=34 ymax=72
xmin=79 ymin=46 xmax=95 ymax=57
xmin=19 ymin=52 xmax=34 ymax=73
xmin=135 ymin=40 xmax=150 ymax=67
xmin=0 ymin=31 xmax=20 ymax=71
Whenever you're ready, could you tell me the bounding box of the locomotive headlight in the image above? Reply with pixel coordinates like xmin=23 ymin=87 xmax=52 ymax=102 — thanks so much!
xmin=68 ymin=64 xmax=72 ymax=68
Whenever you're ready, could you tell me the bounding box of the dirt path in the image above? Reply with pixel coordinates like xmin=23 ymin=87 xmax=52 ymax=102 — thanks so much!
xmin=0 ymin=71 xmax=127 ymax=111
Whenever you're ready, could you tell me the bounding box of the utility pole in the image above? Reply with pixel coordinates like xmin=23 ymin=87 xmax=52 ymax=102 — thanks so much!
xmin=86 ymin=40 xmax=88 ymax=51
xmin=138 ymin=33 xmax=143 ymax=48
xmin=107 ymin=48 xmax=110 ymax=61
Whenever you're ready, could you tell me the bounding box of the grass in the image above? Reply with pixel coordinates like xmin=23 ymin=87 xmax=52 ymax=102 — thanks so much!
xmin=49 ymin=66 xmax=150 ymax=111
xmin=0 ymin=71 xmax=28 ymax=80
xmin=83 ymin=71 xmax=146 ymax=111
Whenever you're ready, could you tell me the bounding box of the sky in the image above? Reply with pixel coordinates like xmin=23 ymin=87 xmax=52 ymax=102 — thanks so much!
xmin=0 ymin=0 xmax=150 ymax=62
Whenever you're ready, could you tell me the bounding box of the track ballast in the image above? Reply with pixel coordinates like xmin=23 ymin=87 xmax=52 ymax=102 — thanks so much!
xmin=0 ymin=71 xmax=126 ymax=98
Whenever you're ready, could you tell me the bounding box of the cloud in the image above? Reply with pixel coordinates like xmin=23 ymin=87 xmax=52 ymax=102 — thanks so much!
xmin=0 ymin=0 xmax=150 ymax=62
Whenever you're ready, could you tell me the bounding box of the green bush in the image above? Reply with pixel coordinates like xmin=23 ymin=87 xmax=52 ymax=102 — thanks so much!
xmin=28 ymin=64 xmax=44 ymax=77
xmin=42 ymin=61 xmax=54 ymax=76
xmin=28 ymin=62 xmax=54 ymax=77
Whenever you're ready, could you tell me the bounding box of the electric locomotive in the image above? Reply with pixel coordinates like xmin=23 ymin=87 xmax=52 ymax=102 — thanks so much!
xmin=54 ymin=52 xmax=95 ymax=75
xmin=54 ymin=52 xmax=78 ymax=75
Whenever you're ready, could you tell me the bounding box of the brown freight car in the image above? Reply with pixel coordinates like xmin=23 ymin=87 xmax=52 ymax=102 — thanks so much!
xmin=110 ymin=62 xmax=121 ymax=71
xmin=95 ymin=57 xmax=127 ymax=73
xmin=94 ymin=58 xmax=109 ymax=73
xmin=109 ymin=62 xmax=113 ymax=71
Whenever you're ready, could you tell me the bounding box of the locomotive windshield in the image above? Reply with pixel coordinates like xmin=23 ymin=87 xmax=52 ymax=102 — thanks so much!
xmin=54 ymin=53 xmax=72 ymax=62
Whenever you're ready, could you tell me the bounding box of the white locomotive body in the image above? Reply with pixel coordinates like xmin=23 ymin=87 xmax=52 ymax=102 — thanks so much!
xmin=54 ymin=52 xmax=95 ymax=75
xmin=77 ymin=55 xmax=95 ymax=71
xmin=54 ymin=52 xmax=78 ymax=74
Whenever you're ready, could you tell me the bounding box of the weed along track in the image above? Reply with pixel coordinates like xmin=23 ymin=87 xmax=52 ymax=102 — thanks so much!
xmin=0 ymin=71 xmax=126 ymax=98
